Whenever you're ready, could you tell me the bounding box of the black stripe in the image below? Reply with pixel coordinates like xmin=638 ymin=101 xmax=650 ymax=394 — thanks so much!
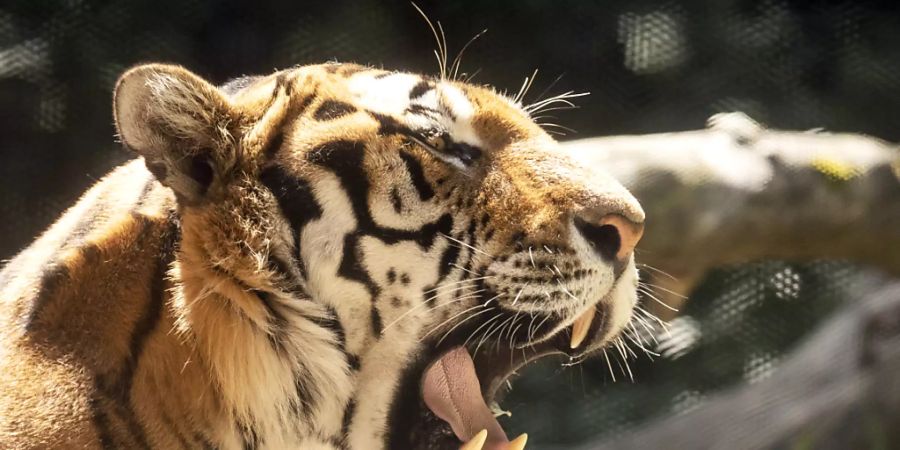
xmin=125 ymin=216 xmax=173 ymax=378
xmin=195 ymin=432 xmax=218 ymax=450
xmin=313 ymin=100 xmax=357 ymax=121
xmin=309 ymin=140 xmax=455 ymax=337
xmin=251 ymin=289 xmax=289 ymax=351
xmin=103 ymin=214 xmax=176 ymax=450
xmin=290 ymin=94 xmax=316 ymax=119
xmin=259 ymin=165 xmax=323 ymax=280
xmin=458 ymin=219 xmax=479 ymax=275
xmin=292 ymin=359 xmax=322 ymax=419
xmin=159 ymin=406 xmax=193 ymax=450
xmin=266 ymin=254 xmax=302 ymax=295
xmin=92 ymin=376 xmax=152 ymax=450
xmin=19 ymin=171 xmax=129 ymax=330
xmin=307 ymin=140 xmax=452 ymax=248
xmin=409 ymin=80 xmax=432 ymax=99
xmin=437 ymin=239 xmax=461 ymax=282
xmin=337 ymin=233 xmax=380 ymax=299
xmin=407 ymin=103 xmax=441 ymax=117
xmin=341 ymin=399 xmax=356 ymax=437
xmin=259 ymin=90 xmax=313 ymax=144
xmin=133 ymin=178 xmax=157 ymax=209
xmin=261 ymin=129 xmax=285 ymax=159
xmin=399 ymin=151 xmax=435 ymax=201
xmin=22 ymin=264 xmax=69 ymax=331
xmin=314 ymin=305 xmax=346 ymax=349
xmin=274 ymin=72 xmax=294 ymax=97
xmin=90 ymin=394 xmax=117 ymax=450
xmin=390 ymin=187 xmax=403 ymax=213
xmin=240 ymin=425 xmax=260 ymax=450
xmin=347 ymin=353 xmax=361 ymax=371
xmin=367 ymin=111 xmax=409 ymax=136
xmin=371 ymin=307 xmax=383 ymax=336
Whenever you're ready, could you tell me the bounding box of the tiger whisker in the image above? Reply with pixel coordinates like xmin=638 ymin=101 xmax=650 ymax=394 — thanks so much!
xmin=640 ymin=281 xmax=688 ymax=300
xmin=382 ymin=287 xmax=487 ymax=334
xmin=527 ymin=98 xmax=578 ymax=114
xmin=638 ymin=263 xmax=679 ymax=281
xmin=602 ymin=348 xmax=617 ymax=382
xmin=513 ymin=68 xmax=539 ymax=104
xmin=509 ymin=322 xmax=524 ymax=351
xmin=634 ymin=306 xmax=669 ymax=334
xmin=474 ymin=317 xmax=505 ymax=357
xmin=524 ymin=91 xmax=589 ymax=114
xmin=465 ymin=312 xmax=503 ymax=351
xmin=556 ymin=279 xmax=580 ymax=302
xmin=530 ymin=72 xmax=566 ymax=106
xmin=450 ymin=28 xmax=487 ymax=81
xmin=630 ymin=311 xmax=661 ymax=341
xmin=430 ymin=294 xmax=500 ymax=342
xmin=411 ymin=2 xmax=448 ymax=80
xmin=637 ymin=286 xmax=679 ymax=312
xmin=494 ymin=315 xmax=519 ymax=353
xmin=626 ymin=321 xmax=659 ymax=354
xmin=527 ymin=312 xmax=539 ymax=342
xmin=441 ymin=232 xmax=493 ymax=257
xmin=527 ymin=313 xmax=554 ymax=346
xmin=423 ymin=276 xmax=491 ymax=294
xmin=450 ymin=263 xmax=482 ymax=277
xmin=436 ymin=306 xmax=496 ymax=346
xmin=625 ymin=332 xmax=658 ymax=358
xmin=530 ymin=105 xmax=580 ymax=114
xmin=615 ymin=344 xmax=634 ymax=382
xmin=536 ymin=122 xmax=578 ymax=135
xmin=511 ymin=284 xmax=527 ymax=305
xmin=462 ymin=68 xmax=482 ymax=83
xmin=424 ymin=299 xmax=493 ymax=342
xmin=617 ymin=336 xmax=638 ymax=360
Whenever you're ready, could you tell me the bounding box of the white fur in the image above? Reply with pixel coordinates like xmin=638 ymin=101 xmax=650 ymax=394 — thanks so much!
xmin=348 ymin=73 xmax=420 ymax=116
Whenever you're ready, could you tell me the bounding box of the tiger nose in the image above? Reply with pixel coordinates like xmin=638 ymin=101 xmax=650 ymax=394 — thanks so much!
xmin=573 ymin=212 xmax=644 ymax=262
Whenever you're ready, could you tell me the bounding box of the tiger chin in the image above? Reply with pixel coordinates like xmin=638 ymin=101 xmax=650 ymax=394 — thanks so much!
xmin=0 ymin=62 xmax=644 ymax=450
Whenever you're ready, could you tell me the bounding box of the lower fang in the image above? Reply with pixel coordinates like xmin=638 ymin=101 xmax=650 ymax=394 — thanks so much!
xmin=460 ymin=429 xmax=488 ymax=450
xmin=570 ymin=308 xmax=595 ymax=349
xmin=509 ymin=433 xmax=528 ymax=450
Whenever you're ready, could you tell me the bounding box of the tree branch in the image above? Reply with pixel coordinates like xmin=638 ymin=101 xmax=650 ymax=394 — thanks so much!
xmin=575 ymin=274 xmax=900 ymax=450
xmin=562 ymin=113 xmax=900 ymax=313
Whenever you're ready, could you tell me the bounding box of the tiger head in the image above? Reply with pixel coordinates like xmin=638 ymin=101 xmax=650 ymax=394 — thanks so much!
xmin=114 ymin=62 xmax=644 ymax=449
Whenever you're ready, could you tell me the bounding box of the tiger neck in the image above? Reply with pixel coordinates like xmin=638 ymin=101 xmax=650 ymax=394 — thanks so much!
xmin=169 ymin=213 xmax=355 ymax=446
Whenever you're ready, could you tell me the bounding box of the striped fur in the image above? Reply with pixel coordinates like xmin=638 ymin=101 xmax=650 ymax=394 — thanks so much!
xmin=0 ymin=62 xmax=644 ymax=449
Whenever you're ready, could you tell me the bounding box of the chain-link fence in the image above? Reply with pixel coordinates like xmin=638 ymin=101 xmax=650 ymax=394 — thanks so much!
xmin=1 ymin=1 xmax=898 ymax=448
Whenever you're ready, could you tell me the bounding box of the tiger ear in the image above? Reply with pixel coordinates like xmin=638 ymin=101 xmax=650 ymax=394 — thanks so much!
xmin=114 ymin=64 xmax=237 ymax=204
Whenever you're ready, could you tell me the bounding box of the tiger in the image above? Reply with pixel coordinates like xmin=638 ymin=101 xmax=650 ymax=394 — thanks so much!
xmin=0 ymin=61 xmax=645 ymax=450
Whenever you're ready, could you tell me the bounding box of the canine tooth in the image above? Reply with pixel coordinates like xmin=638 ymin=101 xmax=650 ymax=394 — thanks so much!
xmin=460 ymin=429 xmax=488 ymax=450
xmin=508 ymin=433 xmax=528 ymax=450
xmin=570 ymin=308 xmax=595 ymax=349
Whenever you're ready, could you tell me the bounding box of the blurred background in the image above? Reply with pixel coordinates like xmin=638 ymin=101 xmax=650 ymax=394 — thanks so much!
xmin=1 ymin=0 xmax=899 ymax=448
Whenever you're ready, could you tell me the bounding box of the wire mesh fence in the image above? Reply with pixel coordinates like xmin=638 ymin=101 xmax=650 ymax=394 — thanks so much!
xmin=1 ymin=1 xmax=898 ymax=448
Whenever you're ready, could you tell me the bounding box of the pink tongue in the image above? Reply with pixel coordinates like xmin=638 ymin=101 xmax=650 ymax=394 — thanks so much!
xmin=422 ymin=346 xmax=509 ymax=449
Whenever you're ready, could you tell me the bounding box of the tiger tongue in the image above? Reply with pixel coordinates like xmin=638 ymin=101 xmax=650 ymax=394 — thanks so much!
xmin=422 ymin=346 xmax=510 ymax=449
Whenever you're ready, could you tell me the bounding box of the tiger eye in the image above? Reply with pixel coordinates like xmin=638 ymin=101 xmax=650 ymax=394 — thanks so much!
xmin=429 ymin=134 xmax=447 ymax=152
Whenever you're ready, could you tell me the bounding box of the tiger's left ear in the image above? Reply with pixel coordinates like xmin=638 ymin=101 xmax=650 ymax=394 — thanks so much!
xmin=114 ymin=63 xmax=238 ymax=204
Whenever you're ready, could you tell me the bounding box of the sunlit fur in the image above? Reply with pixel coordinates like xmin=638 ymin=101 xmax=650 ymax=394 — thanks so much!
xmin=0 ymin=62 xmax=644 ymax=449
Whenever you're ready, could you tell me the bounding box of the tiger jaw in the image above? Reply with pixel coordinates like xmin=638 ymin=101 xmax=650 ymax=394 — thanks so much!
xmin=413 ymin=261 xmax=638 ymax=449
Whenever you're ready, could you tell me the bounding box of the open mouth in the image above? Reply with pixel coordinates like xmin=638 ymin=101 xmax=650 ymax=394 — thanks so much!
xmin=405 ymin=294 xmax=611 ymax=450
